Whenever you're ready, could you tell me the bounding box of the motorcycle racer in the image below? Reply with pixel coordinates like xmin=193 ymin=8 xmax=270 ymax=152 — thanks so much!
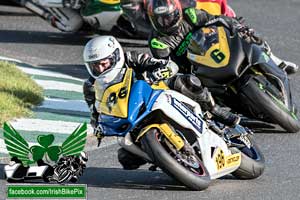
xmin=82 ymin=35 xmax=180 ymax=169
xmin=82 ymin=36 xmax=181 ymax=128
xmin=82 ymin=35 xmax=243 ymax=169
xmin=146 ymin=0 xmax=298 ymax=76
xmin=14 ymin=0 xmax=138 ymax=36
xmin=120 ymin=0 xmax=235 ymax=38
xmin=194 ymin=0 xmax=236 ymax=17
xmin=13 ymin=0 xmax=85 ymax=32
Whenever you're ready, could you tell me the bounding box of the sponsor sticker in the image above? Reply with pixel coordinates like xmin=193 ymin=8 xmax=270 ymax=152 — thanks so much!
xmin=171 ymin=97 xmax=203 ymax=133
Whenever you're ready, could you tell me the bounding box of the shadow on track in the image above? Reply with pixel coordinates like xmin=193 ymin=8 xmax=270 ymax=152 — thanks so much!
xmin=0 ymin=10 xmax=34 ymax=16
xmin=39 ymin=64 xmax=89 ymax=79
xmin=0 ymin=30 xmax=148 ymax=47
xmin=0 ymin=1 xmax=20 ymax=7
xmin=0 ymin=30 xmax=92 ymax=46
xmin=240 ymin=119 xmax=289 ymax=134
xmin=79 ymin=167 xmax=188 ymax=191
xmin=0 ymin=164 xmax=5 ymax=180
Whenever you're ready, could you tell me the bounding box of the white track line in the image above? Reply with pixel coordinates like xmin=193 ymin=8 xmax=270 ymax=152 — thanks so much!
xmin=40 ymin=97 xmax=89 ymax=113
xmin=9 ymin=119 xmax=93 ymax=134
xmin=35 ymin=80 xmax=83 ymax=92
xmin=18 ymin=66 xmax=84 ymax=82
xmin=0 ymin=56 xmax=22 ymax=63
xmin=0 ymin=56 xmax=84 ymax=82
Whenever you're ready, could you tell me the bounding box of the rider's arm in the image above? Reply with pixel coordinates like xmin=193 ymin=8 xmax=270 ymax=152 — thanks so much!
xmin=185 ymin=7 xmax=240 ymax=31
xmin=183 ymin=7 xmax=216 ymax=27
xmin=125 ymin=51 xmax=178 ymax=82
xmin=149 ymin=36 xmax=172 ymax=60
xmin=125 ymin=51 xmax=169 ymax=72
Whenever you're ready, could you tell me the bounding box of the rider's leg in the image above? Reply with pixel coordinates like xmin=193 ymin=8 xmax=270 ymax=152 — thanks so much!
xmin=264 ymin=41 xmax=299 ymax=74
xmin=20 ymin=0 xmax=83 ymax=32
xmin=83 ymin=76 xmax=99 ymax=128
xmin=46 ymin=7 xmax=83 ymax=32
xmin=117 ymin=148 xmax=147 ymax=170
xmin=168 ymin=74 xmax=240 ymax=126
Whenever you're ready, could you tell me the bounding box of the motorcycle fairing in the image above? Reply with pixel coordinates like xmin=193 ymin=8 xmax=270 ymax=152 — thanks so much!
xmin=170 ymin=97 xmax=203 ymax=133
xmin=212 ymin=147 xmax=241 ymax=172
xmin=242 ymin=42 xmax=294 ymax=109
xmin=98 ymin=68 xmax=133 ymax=118
xmin=187 ymin=26 xmax=230 ymax=68
xmin=99 ymin=77 xmax=162 ymax=136
xmin=81 ymin=0 xmax=121 ymax=16
xmin=151 ymin=90 xmax=241 ymax=178
xmin=189 ymin=27 xmax=246 ymax=84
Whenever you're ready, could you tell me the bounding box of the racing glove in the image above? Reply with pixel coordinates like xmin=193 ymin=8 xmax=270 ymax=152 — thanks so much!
xmin=94 ymin=123 xmax=104 ymax=147
xmin=143 ymin=59 xmax=179 ymax=83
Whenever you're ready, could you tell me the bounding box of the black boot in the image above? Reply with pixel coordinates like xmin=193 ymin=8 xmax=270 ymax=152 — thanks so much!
xmin=264 ymin=41 xmax=298 ymax=74
xmin=278 ymin=61 xmax=299 ymax=75
xmin=117 ymin=148 xmax=147 ymax=170
xmin=115 ymin=15 xmax=137 ymax=38
xmin=210 ymin=105 xmax=241 ymax=126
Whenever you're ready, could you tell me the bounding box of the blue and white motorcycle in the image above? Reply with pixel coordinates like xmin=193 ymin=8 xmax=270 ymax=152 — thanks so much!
xmin=95 ymin=67 xmax=265 ymax=190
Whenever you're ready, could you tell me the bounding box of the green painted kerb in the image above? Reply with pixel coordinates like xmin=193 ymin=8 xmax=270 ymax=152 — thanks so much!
xmin=151 ymin=38 xmax=169 ymax=49
xmin=7 ymin=185 xmax=86 ymax=199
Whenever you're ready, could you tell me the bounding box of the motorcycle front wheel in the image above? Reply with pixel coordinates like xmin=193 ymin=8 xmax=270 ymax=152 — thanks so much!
xmin=239 ymin=74 xmax=300 ymax=133
xmin=230 ymin=137 xmax=265 ymax=179
xmin=141 ymin=128 xmax=210 ymax=191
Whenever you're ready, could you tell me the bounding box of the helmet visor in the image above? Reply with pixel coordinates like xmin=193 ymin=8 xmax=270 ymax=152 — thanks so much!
xmin=153 ymin=9 xmax=181 ymax=33
xmin=87 ymin=48 xmax=120 ymax=78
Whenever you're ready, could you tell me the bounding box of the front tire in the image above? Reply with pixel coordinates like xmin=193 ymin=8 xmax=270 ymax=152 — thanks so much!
xmin=239 ymin=75 xmax=300 ymax=133
xmin=141 ymin=128 xmax=210 ymax=191
xmin=231 ymin=140 xmax=265 ymax=179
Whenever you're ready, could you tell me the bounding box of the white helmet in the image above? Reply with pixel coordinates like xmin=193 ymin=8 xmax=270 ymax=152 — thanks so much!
xmin=83 ymin=36 xmax=125 ymax=83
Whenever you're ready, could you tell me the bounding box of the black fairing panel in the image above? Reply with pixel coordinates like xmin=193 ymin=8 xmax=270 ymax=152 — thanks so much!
xmin=191 ymin=29 xmax=246 ymax=84
xmin=242 ymin=40 xmax=264 ymax=66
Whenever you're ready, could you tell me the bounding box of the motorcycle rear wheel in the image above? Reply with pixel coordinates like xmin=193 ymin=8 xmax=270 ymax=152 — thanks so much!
xmin=239 ymin=75 xmax=300 ymax=133
xmin=141 ymin=128 xmax=210 ymax=191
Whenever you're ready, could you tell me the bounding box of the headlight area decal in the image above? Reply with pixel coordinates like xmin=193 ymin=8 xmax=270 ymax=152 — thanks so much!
xmin=171 ymin=97 xmax=203 ymax=133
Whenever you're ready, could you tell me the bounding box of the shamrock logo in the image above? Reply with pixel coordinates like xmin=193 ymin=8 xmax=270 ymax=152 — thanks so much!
xmin=30 ymin=134 xmax=62 ymax=162
xmin=3 ymin=122 xmax=87 ymax=166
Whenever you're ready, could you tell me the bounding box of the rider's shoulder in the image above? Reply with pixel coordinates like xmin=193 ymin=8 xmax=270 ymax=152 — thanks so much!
xmin=149 ymin=35 xmax=170 ymax=50
xmin=149 ymin=35 xmax=171 ymax=58
xmin=183 ymin=7 xmax=198 ymax=25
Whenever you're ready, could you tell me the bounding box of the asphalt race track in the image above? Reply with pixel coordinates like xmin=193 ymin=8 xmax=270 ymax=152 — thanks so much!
xmin=0 ymin=0 xmax=300 ymax=199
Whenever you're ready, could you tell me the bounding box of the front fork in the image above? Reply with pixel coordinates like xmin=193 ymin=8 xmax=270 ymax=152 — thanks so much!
xmin=208 ymin=120 xmax=253 ymax=149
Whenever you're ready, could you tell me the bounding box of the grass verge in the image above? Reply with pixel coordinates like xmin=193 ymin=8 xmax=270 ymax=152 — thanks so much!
xmin=0 ymin=61 xmax=44 ymax=125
